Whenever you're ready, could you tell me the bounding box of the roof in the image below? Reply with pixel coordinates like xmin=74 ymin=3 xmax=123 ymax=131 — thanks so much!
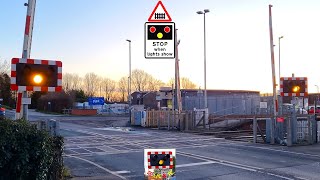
xmin=180 ymin=89 xmax=260 ymax=94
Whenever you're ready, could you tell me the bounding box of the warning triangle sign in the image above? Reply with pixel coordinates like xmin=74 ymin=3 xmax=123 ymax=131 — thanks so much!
xmin=148 ymin=1 xmax=172 ymax=22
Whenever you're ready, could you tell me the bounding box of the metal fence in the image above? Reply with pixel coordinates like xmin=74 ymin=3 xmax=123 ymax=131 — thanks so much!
xmin=270 ymin=115 xmax=317 ymax=146
xmin=182 ymin=95 xmax=263 ymax=115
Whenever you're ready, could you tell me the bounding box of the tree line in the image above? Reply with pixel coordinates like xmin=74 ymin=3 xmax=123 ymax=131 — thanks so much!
xmin=63 ymin=69 xmax=198 ymax=102
xmin=0 ymin=59 xmax=198 ymax=106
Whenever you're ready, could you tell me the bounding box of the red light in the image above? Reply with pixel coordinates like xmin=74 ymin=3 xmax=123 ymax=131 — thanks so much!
xmin=164 ymin=26 xmax=170 ymax=33
xmin=150 ymin=26 xmax=156 ymax=33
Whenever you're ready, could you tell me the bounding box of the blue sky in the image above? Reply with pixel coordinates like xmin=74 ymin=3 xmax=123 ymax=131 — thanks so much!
xmin=1 ymin=0 xmax=320 ymax=93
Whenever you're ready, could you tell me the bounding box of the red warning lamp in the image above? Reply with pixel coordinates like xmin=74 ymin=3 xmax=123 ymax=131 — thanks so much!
xmin=164 ymin=26 xmax=170 ymax=33
xmin=150 ymin=26 xmax=156 ymax=33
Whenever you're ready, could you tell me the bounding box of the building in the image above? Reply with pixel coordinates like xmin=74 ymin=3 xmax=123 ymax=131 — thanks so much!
xmin=131 ymin=88 xmax=261 ymax=115
xmin=181 ymin=89 xmax=260 ymax=115
xmin=156 ymin=87 xmax=173 ymax=109
xmin=131 ymin=91 xmax=158 ymax=110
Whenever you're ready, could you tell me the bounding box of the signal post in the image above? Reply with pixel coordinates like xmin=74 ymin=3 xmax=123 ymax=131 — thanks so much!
xmin=12 ymin=0 xmax=62 ymax=120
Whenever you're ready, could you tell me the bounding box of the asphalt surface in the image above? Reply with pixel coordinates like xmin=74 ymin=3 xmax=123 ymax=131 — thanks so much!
xmin=60 ymin=121 xmax=320 ymax=180
xmin=5 ymin=110 xmax=320 ymax=179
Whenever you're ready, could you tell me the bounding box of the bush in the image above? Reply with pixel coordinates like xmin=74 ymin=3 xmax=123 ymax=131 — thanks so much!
xmin=37 ymin=91 xmax=73 ymax=113
xmin=0 ymin=119 xmax=64 ymax=179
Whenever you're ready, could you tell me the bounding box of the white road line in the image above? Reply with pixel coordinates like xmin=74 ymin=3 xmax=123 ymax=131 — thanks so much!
xmin=177 ymin=152 xmax=257 ymax=172
xmin=176 ymin=161 xmax=216 ymax=168
xmin=66 ymin=155 xmax=127 ymax=180
xmin=178 ymin=151 xmax=296 ymax=180
xmin=115 ymin=171 xmax=131 ymax=174
xmin=233 ymin=144 xmax=320 ymax=158
xmin=265 ymin=172 xmax=295 ymax=180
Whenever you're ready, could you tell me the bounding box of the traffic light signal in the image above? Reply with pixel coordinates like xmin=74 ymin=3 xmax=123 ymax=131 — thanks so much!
xmin=147 ymin=24 xmax=172 ymax=40
xmin=283 ymin=80 xmax=306 ymax=94
xmin=281 ymin=77 xmax=308 ymax=97
xmin=11 ymin=58 xmax=62 ymax=92
xmin=150 ymin=154 xmax=170 ymax=166
xmin=16 ymin=63 xmax=58 ymax=87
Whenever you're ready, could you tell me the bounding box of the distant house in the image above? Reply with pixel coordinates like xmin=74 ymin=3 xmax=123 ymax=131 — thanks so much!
xmin=131 ymin=91 xmax=158 ymax=110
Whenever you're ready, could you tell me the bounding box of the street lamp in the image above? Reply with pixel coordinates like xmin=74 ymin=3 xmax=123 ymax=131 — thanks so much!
xmin=278 ymin=36 xmax=283 ymax=82
xmin=126 ymin=39 xmax=131 ymax=118
xmin=315 ymin=85 xmax=319 ymax=112
xmin=197 ymin=9 xmax=210 ymax=110
xmin=278 ymin=36 xmax=283 ymax=114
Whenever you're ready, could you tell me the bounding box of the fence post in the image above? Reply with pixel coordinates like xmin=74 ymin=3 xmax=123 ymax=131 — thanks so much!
xmin=185 ymin=112 xmax=189 ymax=131
xmin=308 ymin=116 xmax=312 ymax=144
xmin=270 ymin=117 xmax=275 ymax=144
xmin=203 ymin=111 xmax=205 ymax=129
xmin=312 ymin=116 xmax=317 ymax=143
xmin=157 ymin=111 xmax=160 ymax=129
xmin=287 ymin=116 xmax=292 ymax=146
xmin=167 ymin=111 xmax=170 ymax=130
xmin=253 ymin=117 xmax=257 ymax=143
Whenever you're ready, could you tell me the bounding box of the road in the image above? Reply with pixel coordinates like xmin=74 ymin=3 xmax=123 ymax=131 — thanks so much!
xmin=60 ymin=121 xmax=320 ymax=180
xmin=5 ymin=111 xmax=320 ymax=179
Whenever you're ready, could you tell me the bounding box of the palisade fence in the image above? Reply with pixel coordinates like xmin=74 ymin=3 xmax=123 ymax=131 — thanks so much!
xmin=182 ymin=95 xmax=274 ymax=116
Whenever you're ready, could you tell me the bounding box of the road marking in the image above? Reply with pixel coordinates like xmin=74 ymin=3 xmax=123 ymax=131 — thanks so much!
xmin=176 ymin=161 xmax=216 ymax=168
xmin=265 ymin=173 xmax=295 ymax=180
xmin=178 ymin=151 xmax=296 ymax=180
xmin=178 ymin=151 xmax=257 ymax=172
xmin=115 ymin=171 xmax=131 ymax=174
xmin=66 ymin=154 xmax=127 ymax=180
xmin=230 ymin=144 xmax=320 ymax=159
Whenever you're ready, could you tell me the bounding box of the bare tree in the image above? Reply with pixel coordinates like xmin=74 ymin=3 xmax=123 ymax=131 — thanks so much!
xmin=181 ymin=77 xmax=197 ymax=89
xmin=167 ymin=78 xmax=175 ymax=88
xmin=131 ymin=69 xmax=148 ymax=91
xmin=167 ymin=77 xmax=197 ymax=89
xmin=101 ymin=77 xmax=116 ymax=101
xmin=83 ymin=72 xmax=99 ymax=97
xmin=148 ymin=77 xmax=165 ymax=91
xmin=62 ymin=73 xmax=72 ymax=92
xmin=118 ymin=76 xmax=128 ymax=102
xmin=70 ymin=73 xmax=82 ymax=90
xmin=62 ymin=73 xmax=83 ymax=92
xmin=0 ymin=59 xmax=10 ymax=75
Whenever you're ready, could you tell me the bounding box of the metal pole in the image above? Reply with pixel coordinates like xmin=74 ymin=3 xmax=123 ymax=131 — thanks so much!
xmin=278 ymin=36 xmax=283 ymax=115
xmin=129 ymin=41 xmax=131 ymax=106
xmin=203 ymin=13 xmax=208 ymax=110
xmin=269 ymin=5 xmax=277 ymax=144
xmin=126 ymin=39 xmax=132 ymax=123
xmin=278 ymin=36 xmax=282 ymax=82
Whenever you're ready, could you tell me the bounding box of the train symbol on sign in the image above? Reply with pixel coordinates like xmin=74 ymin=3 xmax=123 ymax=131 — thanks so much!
xmin=154 ymin=13 xmax=166 ymax=20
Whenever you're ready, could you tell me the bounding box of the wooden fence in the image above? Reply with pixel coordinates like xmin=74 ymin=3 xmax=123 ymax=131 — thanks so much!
xmin=131 ymin=110 xmax=196 ymax=130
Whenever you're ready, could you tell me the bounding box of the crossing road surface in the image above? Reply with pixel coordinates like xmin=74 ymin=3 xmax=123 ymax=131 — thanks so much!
xmin=61 ymin=120 xmax=320 ymax=180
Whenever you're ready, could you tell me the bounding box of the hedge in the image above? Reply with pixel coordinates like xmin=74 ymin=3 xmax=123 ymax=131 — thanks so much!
xmin=0 ymin=119 xmax=64 ymax=180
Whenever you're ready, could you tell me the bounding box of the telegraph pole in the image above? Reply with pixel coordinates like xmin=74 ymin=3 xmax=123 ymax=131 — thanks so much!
xmin=174 ymin=29 xmax=181 ymax=113
xmin=16 ymin=0 xmax=37 ymax=120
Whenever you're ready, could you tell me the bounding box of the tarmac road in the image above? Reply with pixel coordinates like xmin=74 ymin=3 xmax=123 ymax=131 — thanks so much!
xmin=61 ymin=120 xmax=320 ymax=180
xmin=5 ymin=111 xmax=320 ymax=179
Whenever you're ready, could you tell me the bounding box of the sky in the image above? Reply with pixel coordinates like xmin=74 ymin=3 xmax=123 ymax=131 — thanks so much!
xmin=1 ymin=0 xmax=320 ymax=93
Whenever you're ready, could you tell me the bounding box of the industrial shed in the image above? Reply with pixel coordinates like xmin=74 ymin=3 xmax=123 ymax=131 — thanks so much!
xmin=181 ymin=89 xmax=260 ymax=115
